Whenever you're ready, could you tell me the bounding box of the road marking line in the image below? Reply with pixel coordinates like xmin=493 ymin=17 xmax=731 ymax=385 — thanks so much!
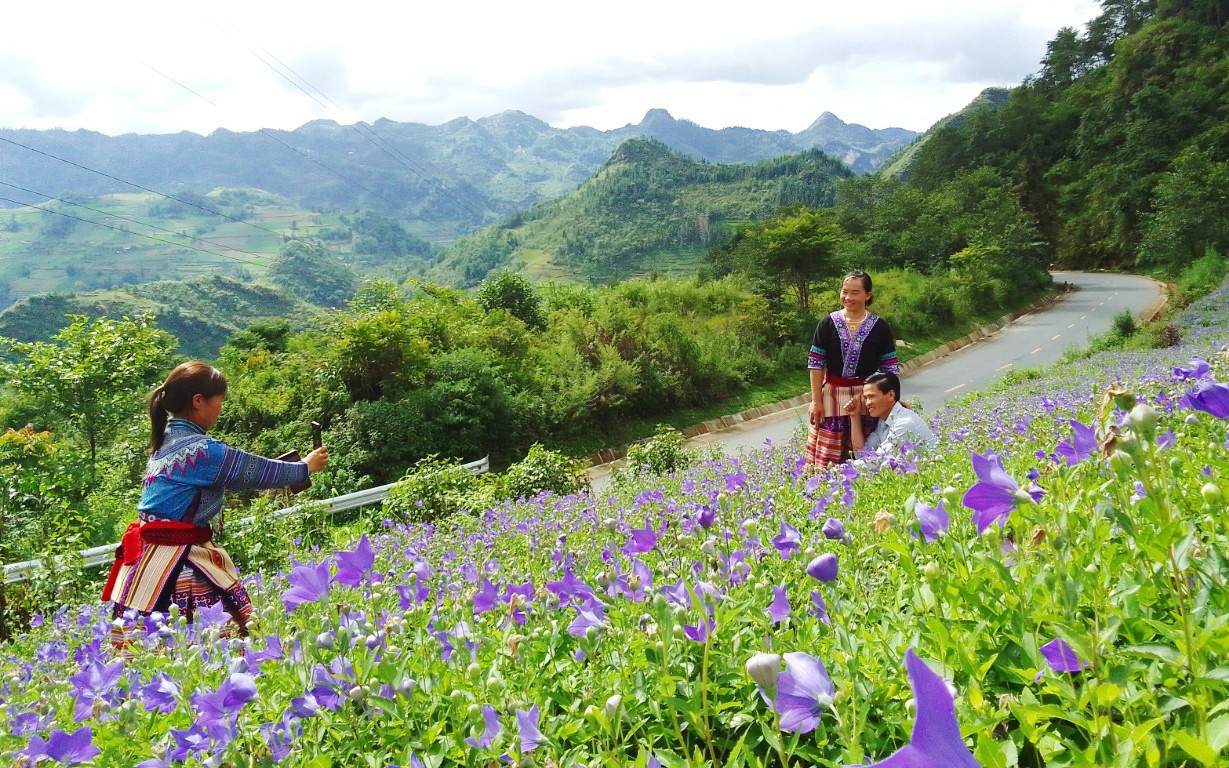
xmin=1067 ymin=323 xmax=1076 ymax=329
xmin=996 ymin=363 xmax=1013 ymax=371
xmin=945 ymin=383 xmax=966 ymax=394
xmin=1081 ymin=315 xmax=1088 ymax=320
xmin=1030 ymin=347 xmax=1042 ymax=355
xmin=1052 ymin=334 xmax=1061 ymax=341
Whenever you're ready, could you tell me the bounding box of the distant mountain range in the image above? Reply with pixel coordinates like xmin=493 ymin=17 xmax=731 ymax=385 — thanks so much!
xmin=0 ymin=110 xmax=918 ymax=241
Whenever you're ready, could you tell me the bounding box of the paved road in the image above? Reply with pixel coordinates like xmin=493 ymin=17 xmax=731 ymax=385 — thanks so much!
xmin=592 ymin=272 xmax=1162 ymax=483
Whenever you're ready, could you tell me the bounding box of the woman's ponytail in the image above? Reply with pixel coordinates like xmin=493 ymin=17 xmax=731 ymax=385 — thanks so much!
xmin=147 ymin=363 xmax=228 ymax=454
xmin=148 ymin=386 xmax=168 ymax=453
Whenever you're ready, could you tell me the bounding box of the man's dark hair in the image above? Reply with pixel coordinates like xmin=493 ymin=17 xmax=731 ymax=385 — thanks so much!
xmin=866 ymin=371 xmax=900 ymax=402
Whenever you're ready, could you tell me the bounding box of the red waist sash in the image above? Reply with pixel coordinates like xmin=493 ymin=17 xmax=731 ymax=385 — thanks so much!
xmin=100 ymin=520 xmax=212 ymax=603
xmin=824 ymin=375 xmax=865 ymax=387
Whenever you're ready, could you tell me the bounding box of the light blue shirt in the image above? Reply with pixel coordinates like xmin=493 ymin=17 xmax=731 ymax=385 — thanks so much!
xmin=862 ymin=402 xmax=936 ymax=456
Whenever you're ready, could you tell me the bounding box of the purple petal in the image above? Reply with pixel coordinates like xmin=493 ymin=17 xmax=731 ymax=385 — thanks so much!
xmin=1040 ymin=637 xmax=1087 ymax=674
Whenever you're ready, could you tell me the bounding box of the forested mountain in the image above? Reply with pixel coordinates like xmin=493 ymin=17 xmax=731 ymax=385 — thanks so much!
xmin=897 ymin=0 xmax=1229 ymax=272
xmin=0 ymin=109 xmax=915 ymax=242
xmin=430 ymin=139 xmax=854 ymax=286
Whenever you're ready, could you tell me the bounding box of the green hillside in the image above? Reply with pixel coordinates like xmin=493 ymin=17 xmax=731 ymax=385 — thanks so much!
xmin=877 ymin=88 xmax=1011 ymax=179
xmin=0 ymin=275 xmax=323 ymax=359
xmin=0 ymin=189 xmax=434 ymax=310
xmin=430 ymin=139 xmax=854 ymax=286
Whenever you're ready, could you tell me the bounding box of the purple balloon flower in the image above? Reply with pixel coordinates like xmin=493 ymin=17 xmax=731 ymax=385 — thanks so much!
xmin=1172 ymin=358 xmax=1210 ymax=381
xmin=1054 ymin=420 xmax=1097 ymax=466
xmin=913 ymin=501 xmax=950 ymax=544
xmin=516 ymin=703 xmax=544 ymax=753
xmin=334 ymin=534 xmax=384 ymax=587
xmin=44 ymin=727 xmax=102 ymax=766
xmin=465 ymin=705 xmax=501 ymax=750
xmin=68 ymin=658 xmax=123 ymax=721
xmin=806 ymin=553 xmax=839 ymax=583
xmin=622 ymin=517 xmax=659 ymax=555
xmin=856 ymin=648 xmax=979 ymax=768
xmin=1040 ymin=637 xmax=1088 ymax=674
xmin=567 ymin=599 xmax=606 ymax=638
xmin=821 ymin=517 xmax=846 ymax=540
xmin=766 ymin=585 xmax=791 ymax=624
xmin=1180 ymin=380 xmax=1229 ymax=419
xmin=962 ymin=451 xmax=1037 ymax=535
xmin=775 ymin=652 xmax=834 ymax=734
xmin=282 ymin=558 xmax=333 ymax=612
xmin=771 ymin=522 xmax=802 ymax=560
xmin=140 ymin=672 xmax=181 ymax=714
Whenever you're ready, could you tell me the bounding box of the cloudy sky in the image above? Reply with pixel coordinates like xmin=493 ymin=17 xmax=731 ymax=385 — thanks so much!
xmin=1 ymin=0 xmax=1102 ymax=137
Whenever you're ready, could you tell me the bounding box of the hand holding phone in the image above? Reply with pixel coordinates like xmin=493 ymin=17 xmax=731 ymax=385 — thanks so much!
xmin=312 ymin=421 xmax=323 ymax=450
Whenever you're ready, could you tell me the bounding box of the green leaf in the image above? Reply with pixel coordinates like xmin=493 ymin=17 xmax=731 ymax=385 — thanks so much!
xmin=1172 ymin=729 xmax=1218 ymax=766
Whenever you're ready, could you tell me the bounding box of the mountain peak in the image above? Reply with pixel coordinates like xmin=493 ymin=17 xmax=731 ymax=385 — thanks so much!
xmin=639 ymin=108 xmax=676 ymax=125
xmin=806 ymin=111 xmax=846 ymax=131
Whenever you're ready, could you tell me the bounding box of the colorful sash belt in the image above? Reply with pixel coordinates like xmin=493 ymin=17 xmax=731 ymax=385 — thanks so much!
xmin=100 ymin=520 xmax=212 ymax=602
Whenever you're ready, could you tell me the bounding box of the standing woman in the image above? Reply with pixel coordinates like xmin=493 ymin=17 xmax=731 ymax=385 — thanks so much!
xmin=103 ymin=361 xmax=328 ymax=644
xmin=806 ymin=271 xmax=900 ymax=469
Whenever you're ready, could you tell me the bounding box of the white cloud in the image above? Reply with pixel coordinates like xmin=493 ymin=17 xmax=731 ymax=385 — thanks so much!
xmin=0 ymin=0 xmax=1103 ymax=136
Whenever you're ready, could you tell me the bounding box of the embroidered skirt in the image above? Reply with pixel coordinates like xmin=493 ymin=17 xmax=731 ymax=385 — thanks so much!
xmin=805 ymin=378 xmax=878 ymax=467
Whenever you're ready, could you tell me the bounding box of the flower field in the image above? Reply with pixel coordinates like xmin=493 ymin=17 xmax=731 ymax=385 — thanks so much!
xmin=3 ymin=278 xmax=1228 ymax=767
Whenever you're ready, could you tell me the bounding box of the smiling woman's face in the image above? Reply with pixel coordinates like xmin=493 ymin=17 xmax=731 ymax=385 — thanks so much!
xmin=840 ymin=277 xmax=870 ymax=313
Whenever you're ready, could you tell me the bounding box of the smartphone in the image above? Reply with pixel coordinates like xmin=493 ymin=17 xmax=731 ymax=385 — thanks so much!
xmin=311 ymin=421 xmax=323 ymax=450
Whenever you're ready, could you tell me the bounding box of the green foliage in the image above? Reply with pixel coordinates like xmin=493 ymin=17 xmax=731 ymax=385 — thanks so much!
xmin=499 ymin=443 xmax=590 ymax=500
xmin=476 ymin=271 xmax=546 ymax=329
xmin=223 ymin=498 xmax=338 ymax=577
xmin=0 ymin=314 xmax=174 ymax=472
xmin=615 ymin=425 xmax=703 ymax=484
xmin=380 ymin=456 xmax=493 ymax=525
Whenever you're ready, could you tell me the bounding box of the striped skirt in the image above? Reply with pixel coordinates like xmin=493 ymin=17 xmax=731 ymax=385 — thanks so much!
xmin=805 ymin=378 xmax=878 ymax=468
xmin=109 ymin=540 xmax=253 ymax=650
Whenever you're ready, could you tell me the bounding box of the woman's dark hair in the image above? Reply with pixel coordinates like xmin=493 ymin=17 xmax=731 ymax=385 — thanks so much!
xmin=842 ymin=270 xmax=874 ymax=306
xmin=148 ymin=361 xmax=228 ymax=453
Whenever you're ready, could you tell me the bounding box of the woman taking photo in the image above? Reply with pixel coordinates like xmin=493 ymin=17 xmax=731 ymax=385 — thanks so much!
xmin=806 ymin=271 xmax=900 ymax=469
xmin=103 ymin=361 xmax=328 ymax=645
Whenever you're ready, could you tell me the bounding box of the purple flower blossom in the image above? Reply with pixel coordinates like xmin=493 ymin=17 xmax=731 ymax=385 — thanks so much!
xmin=962 ymin=452 xmax=1038 ymax=535
xmin=766 ymin=585 xmax=791 ymax=624
xmin=472 ymin=578 xmax=501 ymax=615
xmin=191 ymin=672 xmax=258 ymax=730
xmin=281 ymin=559 xmax=333 ymax=613
xmin=683 ymin=615 xmax=716 ymax=643
xmin=622 ymin=517 xmax=659 ymax=555
xmin=1055 ymin=420 xmax=1097 ymax=466
xmin=195 ymin=600 xmax=231 ymax=632
xmin=465 ymin=705 xmax=501 ymax=750
xmin=1040 ymin=637 xmax=1088 ymax=674
xmin=43 ymin=726 xmax=101 ymax=765
xmin=859 ymin=648 xmax=979 ymax=767
xmin=806 ymin=553 xmax=839 ymax=583
xmin=140 ymin=672 xmax=181 ymax=714
xmin=1172 ymin=358 xmax=1210 ymax=381
xmin=810 ymin=591 xmax=830 ymax=624
xmin=68 ymin=658 xmax=124 ymax=721
xmin=516 ymin=704 xmax=544 ymax=753
xmin=567 ymin=599 xmax=606 ymax=638
xmin=334 ymin=534 xmax=384 ymax=587
xmin=1180 ymin=380 xmax=1229 ymax=418
xmin=775 ymin=652 xmax=834 ymax=734
xmin=821 ymin=517 xmax=846 ymax=540
xmin=913 ymin=501 xmax=950 ymax=544
xmin=771 ymin=522 xmax=802 ymax=560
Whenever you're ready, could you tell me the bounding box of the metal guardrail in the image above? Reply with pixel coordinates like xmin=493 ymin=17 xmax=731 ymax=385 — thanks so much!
xmin=3 ymin=456 xmax=489 ymax=585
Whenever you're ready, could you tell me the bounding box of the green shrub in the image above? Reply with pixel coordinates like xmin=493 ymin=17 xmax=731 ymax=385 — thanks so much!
xmin=381 ymin=455 xmax=489 ymax=525
xmin=499 ymin=443 xmax=590 ymax=500
xmin=615 ymin=426 xmax=701 ymax=485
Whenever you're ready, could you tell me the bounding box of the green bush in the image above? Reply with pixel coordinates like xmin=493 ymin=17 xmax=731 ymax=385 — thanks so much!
xmin=615 ymin=426 xmax=701 ymax=485
xmin=500 ymin=444 xmax=590 ymax=500
xmin=381 ymin=456 xmax=493 ymax=525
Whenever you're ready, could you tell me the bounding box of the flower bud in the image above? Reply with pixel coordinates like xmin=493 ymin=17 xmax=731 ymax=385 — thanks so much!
xmin=602 ymin=517 xmax=618 ymax=532
xmin=700 ymin=538 xmax=717 ymax=556
xmin=742 ymin=519 xmax=758 ymax=536
xmin=1107 ymin=450 xmax=1134 ymax=475
xmin=316 ymin=631 xmax=335 ymax=650
xmin=605 ymin=694 xmax=623 ymax=719
xmin=821 ymin=518 xmax=845 ymax=540
xmin=1128 ymin=404 xmax=1159 ymax=439
xmin=922 ymin=561 xmax=941 ymax=582
xmin=1202 ymin=483 xmax=1222 ymax=505
xmin=716 ymin=492 xmax=730 ymax=511
xmin=745 ymin=652 xmax=781 ymax=700
xmin=806 ymin=553 xmax=839 ymax=583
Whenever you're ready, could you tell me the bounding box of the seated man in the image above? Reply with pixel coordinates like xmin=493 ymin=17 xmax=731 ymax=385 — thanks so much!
xmin=844 ymin=371 xmax=936 ymax=456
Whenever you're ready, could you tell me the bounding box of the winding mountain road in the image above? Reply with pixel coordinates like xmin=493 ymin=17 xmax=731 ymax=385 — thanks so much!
xmin=591 ymin=272 xmax=1163 ymax=485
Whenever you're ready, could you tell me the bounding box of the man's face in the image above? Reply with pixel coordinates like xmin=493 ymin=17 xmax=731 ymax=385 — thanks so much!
xmin=862 ymin=383 xmax=894 ymax=419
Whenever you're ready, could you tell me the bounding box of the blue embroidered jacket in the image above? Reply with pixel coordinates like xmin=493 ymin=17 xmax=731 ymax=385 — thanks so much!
xmin=138 ymin=419 xmax=309 ymax=526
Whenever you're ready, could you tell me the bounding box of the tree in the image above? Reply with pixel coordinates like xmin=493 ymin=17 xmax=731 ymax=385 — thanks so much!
xmin=759 ymin=209 xmax=845 ymax=314
xmin=476 ymin=271 xmax=546 ymax=329
xmin=0 ymin=315 xmax=174 ymax=475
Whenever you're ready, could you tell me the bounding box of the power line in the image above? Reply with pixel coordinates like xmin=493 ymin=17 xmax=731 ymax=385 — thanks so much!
xmin=0 ymin=195 xmax=266 ymax=266
xmin=0 ymin=134 xmax=312 ymax=247
xmin=204 ymin=12 xmax=490 ymax=223
xmin=0 ymin=180 xmax=273 ymax=263
xmin=139 ymin=56 xmax=407 ymax=212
